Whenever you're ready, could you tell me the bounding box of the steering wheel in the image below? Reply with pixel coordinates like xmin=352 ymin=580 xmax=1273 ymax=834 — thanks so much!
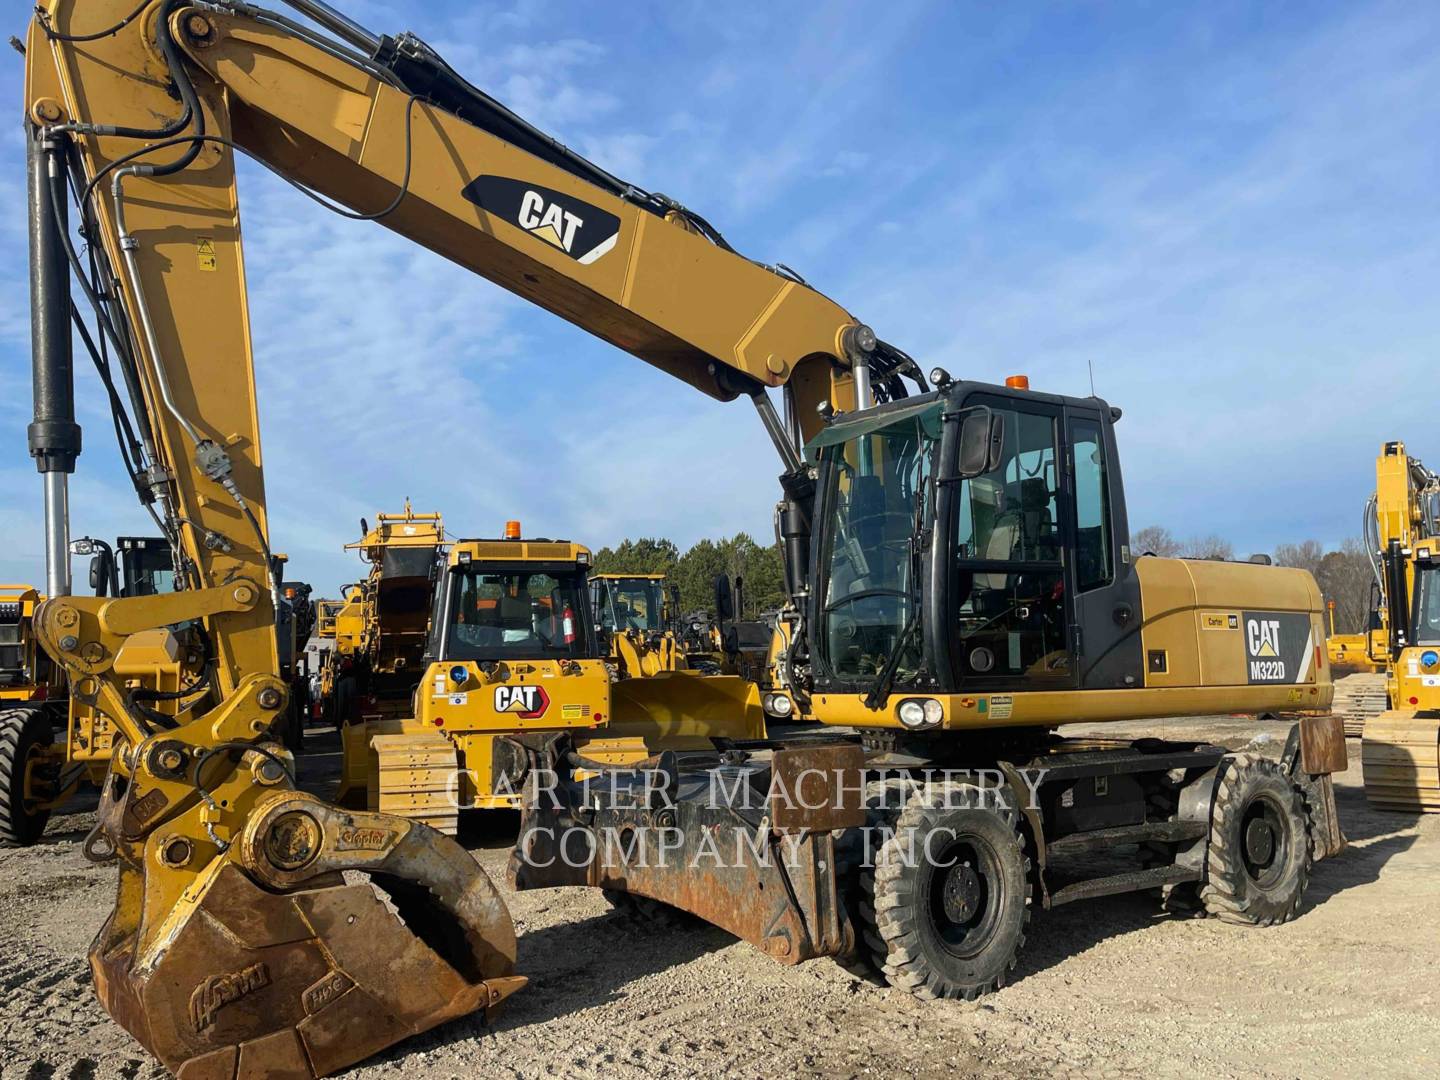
xmin=824 ymin=587 xmax=909 ymax=613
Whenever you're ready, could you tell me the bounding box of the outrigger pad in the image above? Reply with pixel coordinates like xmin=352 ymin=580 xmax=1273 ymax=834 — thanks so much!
xmin=91 ymin=863 xmax=523 ymax=1078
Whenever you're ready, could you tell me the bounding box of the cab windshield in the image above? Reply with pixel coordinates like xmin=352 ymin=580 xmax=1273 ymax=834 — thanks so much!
xmin=445 ymin=564 xmax=590 ymax=660
xmin=594 ymin=578 xmax=666 ymax=633
xmin=816 ymin=418 xmax=934 ymax=682
xmin=1413 ymin=565 xmax=1440 ymax=644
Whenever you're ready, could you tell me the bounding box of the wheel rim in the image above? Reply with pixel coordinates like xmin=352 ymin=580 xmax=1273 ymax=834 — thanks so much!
xmin=923 ymin=835 xmax=1006 ymax=958
xmin=1240 ymin=792 xmax=1289 ymax=888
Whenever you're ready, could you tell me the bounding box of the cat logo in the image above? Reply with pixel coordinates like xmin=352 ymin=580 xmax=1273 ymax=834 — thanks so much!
xmin=494 ymin=684 xmax=549 ymax=719
xmin=518 ymin=190 xmax=584 ymax=253
xmin=461 ymin=176 xmax=621 ymax=265
xmin=1247 ymin=618 xmax=1282 ymax=658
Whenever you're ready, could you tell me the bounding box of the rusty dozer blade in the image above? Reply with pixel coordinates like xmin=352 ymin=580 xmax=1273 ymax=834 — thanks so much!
xmin=91 ymin=790 xmax=524 ymax=1078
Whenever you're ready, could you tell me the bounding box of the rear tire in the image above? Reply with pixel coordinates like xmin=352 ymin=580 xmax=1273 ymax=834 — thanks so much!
xmin=1200 ymin=755 xmax=1311 ymax=925
xmin=0 ymin=706 xmax=56 ymax=848
xmin=858 ymin=782 xmax=1031 ymax=1000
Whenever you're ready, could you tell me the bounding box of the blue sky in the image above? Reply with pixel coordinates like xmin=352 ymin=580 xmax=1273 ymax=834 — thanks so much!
xmin=2 ymin=0 xmax=1438 ymax=594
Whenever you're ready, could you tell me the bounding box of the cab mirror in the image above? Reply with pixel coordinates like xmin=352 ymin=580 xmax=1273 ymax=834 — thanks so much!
xmin=714 ymin=574 xmax=735 ymax=622
xmin=89 ymin=552 xmax=113 ymax=597
xmin=958 ymin=408 xmax=1004 ymax=477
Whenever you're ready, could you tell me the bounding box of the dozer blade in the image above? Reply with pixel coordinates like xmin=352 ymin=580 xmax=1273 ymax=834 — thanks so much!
xmin=90 ymin=792 xmax=524 ymax=1078
xmin=1362 ymin=710 xmax=1440 ymax=812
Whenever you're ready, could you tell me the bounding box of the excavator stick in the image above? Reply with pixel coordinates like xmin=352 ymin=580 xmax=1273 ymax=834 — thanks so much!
xmin=88 ymin=785 xmax=523 ymax=1078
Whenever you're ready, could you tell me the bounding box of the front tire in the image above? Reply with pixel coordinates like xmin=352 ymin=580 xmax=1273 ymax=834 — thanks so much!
xmin=1200 ymin=755 xmax=1311 ymax=925
xmin=0 ymin=706 xmax=56 ymax=848
xmin=858 ymin=782 xmax=1031 ymax=1000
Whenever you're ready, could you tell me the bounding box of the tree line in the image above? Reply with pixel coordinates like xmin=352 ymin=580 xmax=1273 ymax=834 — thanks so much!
xmin=598 ymin=526 xmax=1378 ymax=636
xmin=591 ymin=535 xmax=787 ymax=619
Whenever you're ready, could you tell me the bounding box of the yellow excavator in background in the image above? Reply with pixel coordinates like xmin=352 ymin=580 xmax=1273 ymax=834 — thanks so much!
xmin=1358 ymin=442 xmax=1440 ymax=811
xmin=23 ymin=2 xmax=1346 ymax=1075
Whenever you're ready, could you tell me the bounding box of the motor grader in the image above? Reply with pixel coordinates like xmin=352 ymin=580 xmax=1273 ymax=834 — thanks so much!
xmin=21 ymin=2 xmax=1346 ymax=1074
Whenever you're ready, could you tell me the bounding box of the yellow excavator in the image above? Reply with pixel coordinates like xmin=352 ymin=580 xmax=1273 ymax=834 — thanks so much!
xmin=1357 ymin=442 xmax=1440 ymax=811
xmin=22 ymin=2 xmax=1346 ymax=1075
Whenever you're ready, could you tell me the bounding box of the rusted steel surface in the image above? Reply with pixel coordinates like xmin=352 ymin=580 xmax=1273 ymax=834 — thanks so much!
xmin=92 ymin=794 xmax=523 ymax=1078
xmin=1298 ymin=713 xmax=1348 ymax=776
xmin=512 ymin=745 xmax=863 ymax=963
xmin=769 ymin=742 xmax=865 ymax=833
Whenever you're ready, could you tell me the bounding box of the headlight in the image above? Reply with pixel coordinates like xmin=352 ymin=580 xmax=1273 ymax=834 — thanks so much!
xmin=1423 ymin=651 xmax=1439 ymax=670
xmin=897 ymin=697 xmax=943 ymax=730
xmin=763 ymin=693 xmax=794 ymax=718
xmin=449 ymin=665 xmax=469 ymax=685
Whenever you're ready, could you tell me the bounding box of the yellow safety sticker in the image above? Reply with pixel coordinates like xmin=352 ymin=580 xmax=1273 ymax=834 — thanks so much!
xmin=562 ymin=704 xmax=591 ymax=720
xmin=197 ymin=237 xmax=217 ymax=272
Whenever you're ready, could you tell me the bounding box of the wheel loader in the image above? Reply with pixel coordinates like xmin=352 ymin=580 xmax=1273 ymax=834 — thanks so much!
xmin=0 ymin=584 xmax=67 ymax=845
xmin=21 ymin=2 xmax=1347 ymax=1075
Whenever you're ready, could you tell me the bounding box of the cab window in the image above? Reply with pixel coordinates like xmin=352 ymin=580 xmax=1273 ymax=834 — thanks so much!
xmin=448 ymin=566 xmax=587 ymax=659
xmin=1072 ymin=418 xmax=1113 ymax=591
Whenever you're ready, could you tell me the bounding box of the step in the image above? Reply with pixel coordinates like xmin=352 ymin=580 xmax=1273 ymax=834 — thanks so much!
xmin=1048 ymin=864 xmax=1200 ymax=907
xmin=1045 ymin=819 xmax=1207 ymax=856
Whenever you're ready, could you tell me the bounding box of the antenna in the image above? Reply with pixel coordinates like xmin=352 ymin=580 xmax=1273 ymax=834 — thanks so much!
xmin=1087 ymin=357 xmax=1097 ymax=398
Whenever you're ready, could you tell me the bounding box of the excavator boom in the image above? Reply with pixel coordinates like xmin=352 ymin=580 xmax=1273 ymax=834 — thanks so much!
xmin=21 ymin=1 xmax=914 ymax=1074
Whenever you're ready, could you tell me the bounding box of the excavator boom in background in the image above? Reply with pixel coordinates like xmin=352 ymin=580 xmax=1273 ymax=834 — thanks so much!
xmin=22 ymin=2 xmax=1348 ymax=1075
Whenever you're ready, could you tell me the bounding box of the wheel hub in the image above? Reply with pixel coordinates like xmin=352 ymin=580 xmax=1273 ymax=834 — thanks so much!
xmin=941 ymin=862 xmax=983 ymax=923
xmin=1244 ymin=818 xmax=1275 ymax=865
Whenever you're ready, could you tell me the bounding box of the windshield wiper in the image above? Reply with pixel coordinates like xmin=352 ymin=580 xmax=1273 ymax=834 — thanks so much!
xmin=863 ymin=608 xmax=920 ymax=711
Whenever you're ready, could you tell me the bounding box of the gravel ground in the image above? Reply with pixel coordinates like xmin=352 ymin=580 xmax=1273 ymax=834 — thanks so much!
xmin=1 ymin=716 xmax=1436 ymax=1079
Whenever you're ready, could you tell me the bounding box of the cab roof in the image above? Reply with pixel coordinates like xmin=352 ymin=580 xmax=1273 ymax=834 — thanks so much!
xmin=447 ymin=538 xmax=591 ymax=566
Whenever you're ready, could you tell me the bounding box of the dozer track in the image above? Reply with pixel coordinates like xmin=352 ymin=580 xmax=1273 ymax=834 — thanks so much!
xmin=1362 ymin=710 xmax=1440 ymax=812
xmin=1332 ymin=672 xmax=1390 ymax=739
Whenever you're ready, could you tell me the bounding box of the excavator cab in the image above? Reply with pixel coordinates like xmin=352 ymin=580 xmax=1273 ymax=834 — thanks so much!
xmin=807 ymin=378 xmax=1143 ymax=711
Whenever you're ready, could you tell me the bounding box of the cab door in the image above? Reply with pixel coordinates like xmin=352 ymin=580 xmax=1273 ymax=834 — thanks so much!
xmin=946 ymin=395 xmax=1078 ymax=690
xmin=1063 ymin=407 xmax=1144 ymax=689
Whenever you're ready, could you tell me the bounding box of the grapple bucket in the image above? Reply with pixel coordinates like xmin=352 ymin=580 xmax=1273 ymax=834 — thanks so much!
xmin=90 ymin=792 xmax=524 ymax=1078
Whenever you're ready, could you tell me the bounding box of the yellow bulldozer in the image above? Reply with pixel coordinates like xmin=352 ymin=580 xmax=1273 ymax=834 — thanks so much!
xmin=20 ymin=3 xmax=1347 ymax=1074
xmin=339 ymin=528 xmax=764 ymax=832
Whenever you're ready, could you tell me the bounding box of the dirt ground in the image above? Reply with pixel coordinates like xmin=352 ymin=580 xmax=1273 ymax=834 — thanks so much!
xmin=2 ymin=716 xmax=1436 ymax=1080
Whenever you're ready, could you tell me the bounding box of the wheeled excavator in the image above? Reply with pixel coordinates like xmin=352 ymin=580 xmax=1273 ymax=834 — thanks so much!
xmin=22 ymin=2 xmax=1348 ymax=1075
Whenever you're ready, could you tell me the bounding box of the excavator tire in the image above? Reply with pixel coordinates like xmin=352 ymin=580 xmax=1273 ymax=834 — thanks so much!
xmin=833 ymin=777 xmax=913 ymax=984
xmin=857 ymin=782 xmax=1030 ymax=1001
xmin=1362 ymin=710 xmax=1440 ymax=812
xmin=0 ymin=705 xmax=54 ymax=848
xmin=1200 ymin=755 xmax=1311 ymax=925
xmin=1332 ymin=673 xmax=1389 ymax=738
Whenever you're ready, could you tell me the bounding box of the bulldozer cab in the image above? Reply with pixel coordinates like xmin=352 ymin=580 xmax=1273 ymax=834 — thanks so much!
xmin=807 ymin=378 xmax=1141 ymax=702
xmin=438 ymin=546 xmax=596 ymax=663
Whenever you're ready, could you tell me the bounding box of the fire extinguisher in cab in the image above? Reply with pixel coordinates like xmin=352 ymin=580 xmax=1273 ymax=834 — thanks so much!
xmin=562 ymin=603 xmax=576 ymax=645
